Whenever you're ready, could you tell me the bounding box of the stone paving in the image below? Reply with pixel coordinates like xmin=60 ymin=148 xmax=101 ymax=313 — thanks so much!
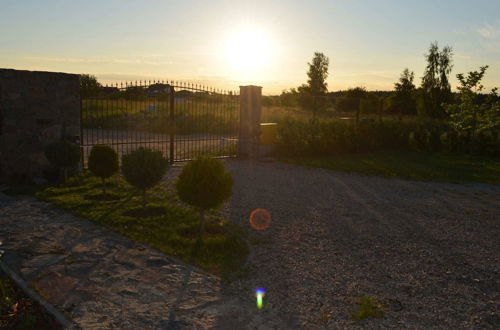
xmin=0 ymin=193 xmax=282 ymax=329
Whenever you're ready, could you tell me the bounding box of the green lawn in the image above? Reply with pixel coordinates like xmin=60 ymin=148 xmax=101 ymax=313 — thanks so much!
xmin=282 ymin=151 xmax=500 ymax=184
xmin=36 ymin=173 xmax=248 ymax=278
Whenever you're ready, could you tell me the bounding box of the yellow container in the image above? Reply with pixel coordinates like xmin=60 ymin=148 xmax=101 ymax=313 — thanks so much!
xmin=260 ymin=123 xmax=278 ymax=145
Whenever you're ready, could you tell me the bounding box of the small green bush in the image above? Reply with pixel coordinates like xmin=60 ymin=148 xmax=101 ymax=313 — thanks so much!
xmin=122 ymin=147 xmax=168 ymax=208
xmin=176 ymin=156 xmax=233 ymax=236
xmin=44 ymin=140 xmax=81 ymax=181
xmin=88 ymin=145 xmax=119 ymax=194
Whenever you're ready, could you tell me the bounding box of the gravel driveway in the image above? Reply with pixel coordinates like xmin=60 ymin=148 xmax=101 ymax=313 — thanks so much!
xmin=201 ymin=160 xmax=499 ymax=329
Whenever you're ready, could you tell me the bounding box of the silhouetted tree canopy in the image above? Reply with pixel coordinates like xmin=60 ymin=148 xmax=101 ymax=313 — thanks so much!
xmin=79 ymin=74 xmax=101 ymax=98
xmin=420 ymin=42 xmax=453 ymax=118
xmin=393 ymin=68 xmax=417 ymax=118
xmin=297 ymin=52 xmax=330 ymax=115
xmin=307 ymin=52 xmax=329 ymax=96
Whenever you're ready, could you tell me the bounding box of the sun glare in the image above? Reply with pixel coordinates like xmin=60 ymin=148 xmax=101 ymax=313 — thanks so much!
xmin=224 ymin=27 xmax=274 ymax=75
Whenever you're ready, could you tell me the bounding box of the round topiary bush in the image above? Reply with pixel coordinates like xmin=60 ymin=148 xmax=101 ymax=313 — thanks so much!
xmin=44 ymin=140 xmax=81 ymax=182
xmin=121 ymin=147 xmax=169 ymax=208
xmin=176 ymin=156 xmax=233 ymax=236
xmin=88 ymin=145 xmax=119 ymax=195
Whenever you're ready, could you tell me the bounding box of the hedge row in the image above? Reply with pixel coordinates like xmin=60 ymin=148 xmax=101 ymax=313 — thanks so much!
xmin=276 ymin=118 xmax=500 ymax=157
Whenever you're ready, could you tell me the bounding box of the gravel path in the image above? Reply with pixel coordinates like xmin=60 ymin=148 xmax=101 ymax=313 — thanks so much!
xmin=1 ymin=160 xmax=499 ymax=329
xmin=213 ymin=160 xmax=499 ymax=329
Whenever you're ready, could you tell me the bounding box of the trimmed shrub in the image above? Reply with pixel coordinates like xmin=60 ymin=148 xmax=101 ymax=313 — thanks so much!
xmin=44 ymin=141 xmax=81 ymax=182
xmin=88 ymin=145 xmax=119 ymax=194
xmin=122 ymin=147 xmax=169 ymax=208
xmin=176 ymin=156 xmax=233 ymax=236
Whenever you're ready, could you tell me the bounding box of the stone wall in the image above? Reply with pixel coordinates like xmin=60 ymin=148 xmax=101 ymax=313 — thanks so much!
xmin=0 ymin=69 xmax=81 ymax=183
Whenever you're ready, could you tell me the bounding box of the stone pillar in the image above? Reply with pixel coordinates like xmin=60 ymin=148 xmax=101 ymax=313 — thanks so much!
xmin=238 ymin=85 xmax=262 ymax=159
xmin=0 ymin=69 xmax=81 ymax=183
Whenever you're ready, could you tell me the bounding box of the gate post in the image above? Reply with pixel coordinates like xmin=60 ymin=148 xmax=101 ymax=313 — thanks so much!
xmin=238 ymin=85 xmax=262 ymax=159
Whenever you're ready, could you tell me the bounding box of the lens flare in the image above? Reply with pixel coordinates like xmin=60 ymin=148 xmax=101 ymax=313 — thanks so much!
xmin=249 ymin=209 xmax=272 ymax=231
xmin=255 ymin=287 xmax=266 ymax=309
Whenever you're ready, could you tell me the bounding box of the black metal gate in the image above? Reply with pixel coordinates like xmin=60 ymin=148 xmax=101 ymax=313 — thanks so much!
xmin=80 ymin=81 xmax=239 ymax=165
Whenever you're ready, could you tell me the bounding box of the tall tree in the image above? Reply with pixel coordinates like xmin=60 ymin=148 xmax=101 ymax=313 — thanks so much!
xmin=307 ymin=52 xmax=329 ymax=95
xmin=393 ymin=68 xmax=416 ymax=119
xmin=298 ymin=52 xmax=330 ymax=117
xmin=420 ymin=42 xmax=453 ymax=118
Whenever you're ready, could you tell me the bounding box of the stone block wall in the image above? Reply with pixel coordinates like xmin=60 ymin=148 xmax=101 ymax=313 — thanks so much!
xmin=0 ymin=69 xmax=81 ymax=183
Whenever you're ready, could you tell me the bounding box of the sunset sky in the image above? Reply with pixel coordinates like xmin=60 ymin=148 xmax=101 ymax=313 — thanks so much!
xmin=1 ymin=0 xmax=499 ymax=94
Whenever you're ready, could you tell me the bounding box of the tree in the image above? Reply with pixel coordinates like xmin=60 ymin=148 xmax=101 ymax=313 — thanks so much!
xmin=393 ymin=68 xmax=416 ymax=119
xmin=176 ymin=156 xmax=233 ymax=238
xmin=121 ymin=148 xmax=169 ymax=210
xmin=79 ymin=74 xmax=101 ymax=98
xmin=420 ymin=42 xmax=453 ymax=118
xmin=88 ymin=145 xmax=119 ymax=195
xmin=307 ymin=52 xmax=329 ymax=96
xmin=444 ymin=66 xmax=500 ymax=138
xmin=298 ymin=52 xmax=330 ymax=116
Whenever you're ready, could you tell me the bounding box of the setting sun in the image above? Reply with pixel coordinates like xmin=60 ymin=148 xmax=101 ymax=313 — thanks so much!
xmin=224 ymin=27 xmax=274 ymax=75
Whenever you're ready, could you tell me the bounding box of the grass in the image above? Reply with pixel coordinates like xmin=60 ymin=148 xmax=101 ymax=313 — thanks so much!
xmin=35 ymin=172 xmax=249 ymax=278
xmin=282 ymin=151 xmax=500 ymax=184
xmin=351 ymin=296 xmax=385 ymax=321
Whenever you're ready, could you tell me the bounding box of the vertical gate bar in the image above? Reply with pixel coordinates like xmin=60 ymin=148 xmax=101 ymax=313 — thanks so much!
xmin=177 ymin=81 xmax=181 ymax=160
xmin=118 ymin=82 xmax=121 ymax=160
xmin=214 ymin=87 xmax=218 ymax=155
xmin=202 ymin=85 xmax=205 ymax=158
xmin=138 ymin=81 xmax=141 ymax=155
xmin=111 ymin=83 xmax=113 ymax=161
xmin=156 ymin=81 xmax=160 ymax=157
xmin=190 ymin=82 xmax=194 ymax=159
xmin=169 ymin=85 xmax=175 ymax=164
xmin=216 ymin=89 xmax=220 ymax=157
xmin=123 ymin=82 xmax=126 ymax=158
xmin=197 ymin=84 xmax=200 ymax=158
xmin=134 ymin=81 xmax=137 ymax=155
xmin=234 ymin=89 xmax=238 ymax=156
xmin=105 ymin=84 xmax=109 ymax=150
xmin=131 ymin=81 xmax=135 ymax=156
xmin=219 ymin=89 xmax=222 ymax=156
xmin=79 ymin=88 xmax=84 ymax=169
xmin=205 ymin=86 xmax=209 ymax=155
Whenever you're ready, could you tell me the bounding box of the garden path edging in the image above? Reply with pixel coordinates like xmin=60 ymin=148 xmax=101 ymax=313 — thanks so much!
xmin=0 ymin=260 xmax=76 ymax=329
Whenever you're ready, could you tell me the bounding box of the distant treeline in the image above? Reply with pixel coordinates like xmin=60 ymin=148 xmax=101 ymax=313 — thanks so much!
xmin=264 ymin=89 xmax=500 ymax=117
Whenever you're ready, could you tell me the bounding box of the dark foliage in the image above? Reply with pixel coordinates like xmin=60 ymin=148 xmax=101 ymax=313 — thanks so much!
xmin=88 ymin=145 xmax=119 ymax=194
xmin=44 ymin=141 xmax=81 ymax=181
xmin=176 ymin=156 xmax=233 ymax=211
xmin=122 ymin=147 xmax=169 ymax=207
